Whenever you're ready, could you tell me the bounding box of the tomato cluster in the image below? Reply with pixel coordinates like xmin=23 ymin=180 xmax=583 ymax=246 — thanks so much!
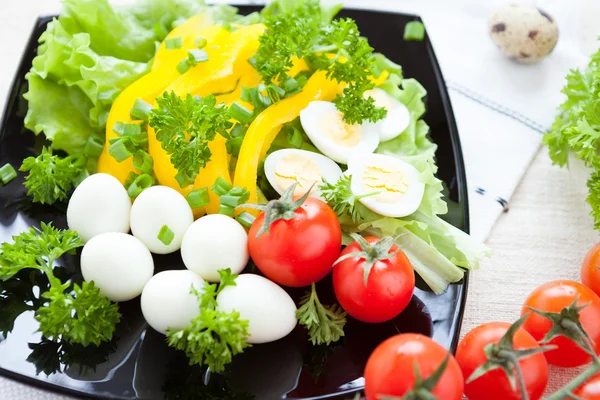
xmin=362 ymin=243 xmax=600 ymax=400
xmin=248 ymin=195 xmax=416 ymax=324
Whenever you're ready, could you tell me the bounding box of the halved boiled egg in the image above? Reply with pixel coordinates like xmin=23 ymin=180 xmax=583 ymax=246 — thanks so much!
xmin=363 ymin=88 xmax=411 ymax=142
xmin=347 ymin=153 xmax=425 ymax=218
xmin=299 ymin=101 xmax=379 ymax=164
xmin=264 ymin=149 xmax=343 ymax=198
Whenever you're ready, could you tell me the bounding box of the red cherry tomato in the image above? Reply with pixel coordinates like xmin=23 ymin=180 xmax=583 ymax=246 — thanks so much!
xmin=364 ymin=333 xmax=463 ymax=400
xmin=456 ymin=322 xmax=548 ymax=400
xmin=333 ymin=236 xmax=414 ymax=323
xmin=575 ymin=374 xmax=600 ymax=399
xmin=582 ymin=243 xmax=600 ymax=297
xmin=521 ymin=280 xmax=600 ymax=367
xmin=248 ymin=197 xmax=341 ymax=287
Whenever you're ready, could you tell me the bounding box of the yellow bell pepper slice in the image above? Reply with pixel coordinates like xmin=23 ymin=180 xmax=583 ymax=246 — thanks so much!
xmin=148 ymin=25 xmax=265 ymax=216
xmin=97 ymin=25 xmax=228 ymax=184
xmin=233 ymin=71 xmax=344 ymax=210
xmin=152 ymin=14 xmax=214 ymax=72
xmin=165 ymin=24 xmax=265 ymax=96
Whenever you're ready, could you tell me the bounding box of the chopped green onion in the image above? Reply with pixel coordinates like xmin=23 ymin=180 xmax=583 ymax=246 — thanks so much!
xmin=212 ymin=177 xmax=233 ymax=196
xmin=108 ymin=139 xmax=132 ymax=162
xmin=229 ymin=102 xmax=253 ymax=124
xmin=403 ymin=21 xmax=425 ymax=41
xmin=130 ymin=99 xmax=153 ymax=121
xmin=226 ymin=136 xmax=244 ymax=156
xmin=266 ymin=83 xmax=285 ymax=101
xmin=186 ymin=188 xmax=210 ymax=208
xmin=288 ymin=127 xmax=304 ymax=149
xmin=229 ymin=187 xmax=249 ymax=199
xmin=98 ymin=89 xmax=120 ymax=103
xmin=235 ymin=212 xmax=255 ymax=229
xmin=177 ymin=58 xmax=192 ymax=74
xmin=219 ymin=204 xmax=235 ymax=217
xmin=165 ymin=37 xmax=183 ymax=50
xmin=188 ymin=49 xmax=208 ymax=65
xmin=97 ymin=111 xmax=109 ymax=128
xmin=84 ymin=135 xmax=105 ymax=158
xmin=220 ymin=195 xmax=243 ymax=208
xmin=113 ymin=121 xmax=142 ymax=136
xmin=175 ymin=171 xmax=194 ymax=188
xmin=283 ymin=78 xmax=298 ymax=93
xmin=257 ymin=84 xmax=273 ymax=107
xmin=230 ymin=123 xmax=247 ymax=138
xmin=127 ymin=173 xmax=153 ymax=198
xmin=157 ymin=225 xmax=175 ymax=246
xmin=241 ymin=86 xmax=256 ymax=103
xmin=133 ymin=150 xmax=154 ymax=173
xmin=195 ymin=36 xmax=207 ymax=48
xmin=0 ymin=163 xmax=17 ymax=184
xmin=248 ymin=57 xmax=257 ymax=69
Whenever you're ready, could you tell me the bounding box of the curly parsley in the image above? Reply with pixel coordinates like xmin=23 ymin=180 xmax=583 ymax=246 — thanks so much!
xmin=166 ymin=269 xmax=250 ymax=372
xmin=297 ymin=283 xmax=346 ymax=346
xmin=0 ymin=223 xmax=120 ymax=346
xmin=253 ymin=0 xmax=386 ymax=124
xmin=20 ymin=147 xmax=86 ymax=205
xmin=149 ymin=92 xmax=233 ymax=187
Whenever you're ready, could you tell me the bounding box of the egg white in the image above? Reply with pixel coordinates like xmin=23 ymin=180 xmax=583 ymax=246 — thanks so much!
xmin=299 ymin=101 xmax=379 ymax=164
xmin=264 ymin=149 xmax=343 ymax=198
xmin=348 ymin=153 xmax=425 ymax=218
xmin=363 ymin=88 xmax=411 ymax=142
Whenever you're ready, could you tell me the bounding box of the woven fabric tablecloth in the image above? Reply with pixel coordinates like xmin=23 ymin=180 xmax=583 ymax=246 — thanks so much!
xmin=1 ymin=0 xmax=599 ymax=399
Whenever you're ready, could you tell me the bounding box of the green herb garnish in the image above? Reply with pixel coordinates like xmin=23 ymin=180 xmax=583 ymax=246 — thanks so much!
xmin=20 ymin=147 xmax=85 ymax=205
xmin=149 ymin=92 xmax=233 ymax=187
xmin=0 ymin=223 xmax=120 ymax=346
xmin=166 ymin=269 xmax=250 ymax=372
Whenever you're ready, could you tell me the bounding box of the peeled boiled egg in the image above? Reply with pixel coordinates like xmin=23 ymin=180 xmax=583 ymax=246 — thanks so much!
xmin=130 ymin=186 xmax=194 ymax=254
xmin=216 ymin=274 xmax=297 ymax=344
xmin=181 ymin=214 xmax=249 ymax=282
xmin=141 ymin=270 xmax=204 ymax=335
xmin=264 ymin=149 xmax=343 ymax=198
xmin=67 ymin=173 xmax=131 ymax=243
xmin=300 ymin=101 xmax=379 ymax=164
xmin=347 ymin=153 xmax=425 ymax=218
xmin=80 ymin=232 xmax=154 ymax=302
xmin=363 ymin=88 xmax=411 ymax=142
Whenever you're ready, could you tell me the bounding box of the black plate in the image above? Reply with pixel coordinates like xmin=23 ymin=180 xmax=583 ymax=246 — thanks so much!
xmin=0 ymin=6 xmax=469 ymax=400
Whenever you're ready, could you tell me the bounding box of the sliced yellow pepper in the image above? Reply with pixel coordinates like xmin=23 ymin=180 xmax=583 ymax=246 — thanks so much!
xmin=148 ymin=25 xmax=265 ymax=216
xmin=165 ymin=24 xmax=265 ymax=96
xmin=97 ymin=24 xmax=226 ymax=184
xmin=233 ymin=71 xmax=344 ymax=210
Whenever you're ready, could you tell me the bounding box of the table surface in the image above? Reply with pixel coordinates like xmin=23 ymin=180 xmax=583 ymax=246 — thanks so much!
xmin=1 ymin=1 xmax=598 ymax=399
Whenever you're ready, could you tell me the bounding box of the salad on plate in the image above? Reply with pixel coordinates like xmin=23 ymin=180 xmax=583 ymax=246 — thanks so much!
xmin=0 ymin=0 xmax=490 ymax=378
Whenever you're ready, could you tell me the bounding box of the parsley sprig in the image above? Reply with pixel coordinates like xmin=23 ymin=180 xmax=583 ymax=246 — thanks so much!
xmin=319 ymin=174 xmax=375 ymax=224
xmin=253 ymin=0 xmax=386 ymax=124
xmin=166 ymin=269 xmax=251 ymax=372
xmin=149 ymin=92 xmax=233 ymax=187
xmin=0 ymin=223 xmax=120 ymax=346
xmin=297 ymin=282 xmax=347 ymax=345
xmin=20 ymin=147 xmax=86 ymax=205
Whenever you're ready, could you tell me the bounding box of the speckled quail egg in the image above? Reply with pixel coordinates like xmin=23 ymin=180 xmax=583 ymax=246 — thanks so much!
xmin=489 ymin=4 xmax=558 ymax=64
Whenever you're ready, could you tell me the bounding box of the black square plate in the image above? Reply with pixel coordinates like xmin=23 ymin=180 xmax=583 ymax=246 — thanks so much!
xmin=0 ymin=6 xmax=469 ymax=400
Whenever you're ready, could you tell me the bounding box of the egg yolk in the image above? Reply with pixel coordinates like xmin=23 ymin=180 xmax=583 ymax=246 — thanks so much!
xmin=274 ymin=154 xmax=322 ymax=197
xmin=323 ymin=110 xmax=362 ymax=147
xmin=364 ymin=89 xmax=394 ymax=110
xmin=361 ymin=164 xmax=409 ymax=203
